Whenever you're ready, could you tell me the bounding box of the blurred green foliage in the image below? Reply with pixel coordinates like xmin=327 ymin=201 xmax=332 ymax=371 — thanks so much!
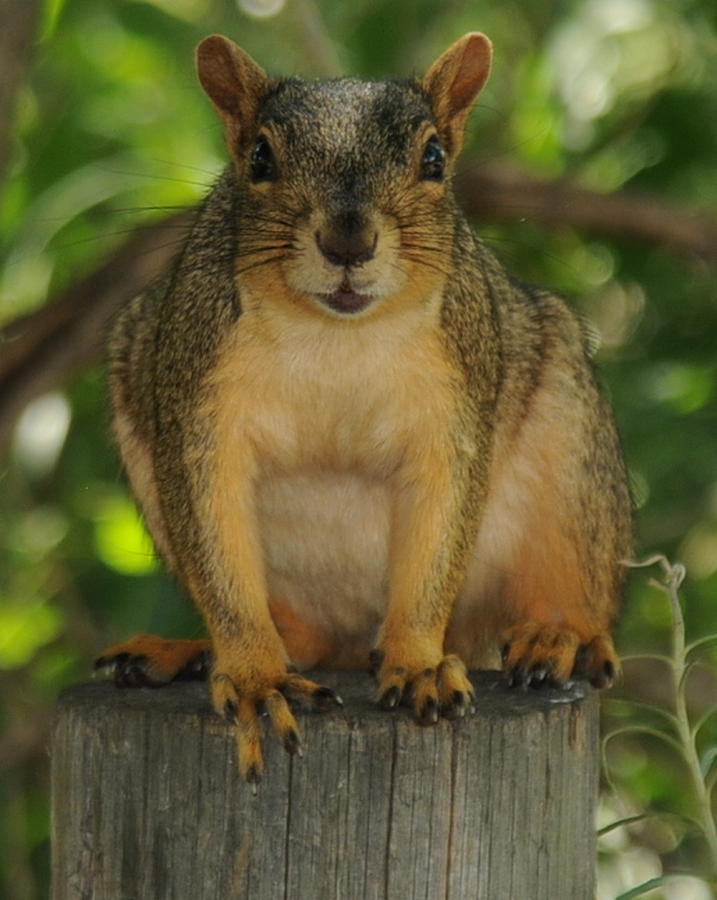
xmin=1 ymin=0 xmax=716 ymax=897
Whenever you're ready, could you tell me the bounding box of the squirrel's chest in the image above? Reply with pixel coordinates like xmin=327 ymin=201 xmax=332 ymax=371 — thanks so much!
xmin=206 ymin=310 xmax=455 ymax=474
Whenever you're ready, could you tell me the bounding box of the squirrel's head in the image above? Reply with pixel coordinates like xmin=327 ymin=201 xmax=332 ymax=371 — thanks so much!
xmin=196 ymin=34 xmax=492 ymax=319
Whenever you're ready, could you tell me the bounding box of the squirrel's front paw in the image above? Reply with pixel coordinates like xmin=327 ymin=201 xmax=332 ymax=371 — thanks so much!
xmin=211 ymin=663 xmax=342 ymax=786
xmin=371 ymin=649 xmax=475 ymax=724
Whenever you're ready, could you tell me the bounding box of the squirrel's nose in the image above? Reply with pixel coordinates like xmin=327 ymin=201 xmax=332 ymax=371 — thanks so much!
xmin=316 ymin=210 xmax=377 ymax=268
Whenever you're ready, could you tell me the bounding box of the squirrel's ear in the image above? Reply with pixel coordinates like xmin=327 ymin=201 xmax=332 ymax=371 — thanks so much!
xmin=196 ymin=35 xmax=269 ymax=144
xmin=423 ymin=33 xmax=492 ymax=155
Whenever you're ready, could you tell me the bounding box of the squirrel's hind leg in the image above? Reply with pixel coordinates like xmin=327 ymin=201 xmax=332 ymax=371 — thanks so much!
xmin=501 ymin=623 xmax=618 ymax=689
xmin=95 ymin=635 xmax=213 ymax=686
xmin=496 ymin=507 xmax=621 ymax=690
xmin=473 ymin=379 xmax=628 ymax=691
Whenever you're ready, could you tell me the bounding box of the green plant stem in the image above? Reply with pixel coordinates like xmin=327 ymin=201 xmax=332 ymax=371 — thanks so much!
xmin=625 ymin=555 xmax=717 ymax=885
xmin=664 ymin=565 xmax=717 ymax=879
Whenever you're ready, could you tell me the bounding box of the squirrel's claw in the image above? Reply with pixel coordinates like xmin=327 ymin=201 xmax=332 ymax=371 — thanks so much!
xmin=280 ymin=673 xmax=343 ymax=711
xmin=374 ymin=652 xmax=474 ymax=724
xmin=211 ymin=669 xmax=341 ymax=784
xmin=502 ymin=623 xmax=620 ymax=690
xmin=95 ymin=635 xmax=213 ymax=687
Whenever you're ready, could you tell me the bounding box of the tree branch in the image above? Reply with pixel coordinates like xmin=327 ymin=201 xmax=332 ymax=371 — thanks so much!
xmin=0 ymin=213 xmax=191 ymax=450
xmin=1 ymin=166 xmax=716 ymax=453
xmin=457 ymin=163 xmax=717 ymax=260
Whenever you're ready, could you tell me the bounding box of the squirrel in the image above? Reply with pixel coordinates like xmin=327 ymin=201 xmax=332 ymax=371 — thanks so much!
xmin=97 ymin=32 xmax=632 ymax=784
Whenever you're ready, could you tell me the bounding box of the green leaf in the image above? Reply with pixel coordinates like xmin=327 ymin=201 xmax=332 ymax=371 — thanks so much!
xmin=619 ymin=653 xmax=673 ymax=666
xmin=692 ymin=703 xmax=717 ymax=742
xmin=604 ymin=697 xmax=680 ymax=733
xmin=615 ymin=876 xmax=669 ymax=899
xmin=686 ymin=633 xmax=717 ymax=657
xmin=603 ymin=724 xmax=684 ymax=759
xmin=700 ymin=746 xmax=717 ymax=779
xmin=598 ymin=813 xmax=652 ymax=836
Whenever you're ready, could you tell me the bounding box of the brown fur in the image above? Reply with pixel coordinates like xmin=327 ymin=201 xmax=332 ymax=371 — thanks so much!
xmin=102 ymin=33 xmax=632 ymax=781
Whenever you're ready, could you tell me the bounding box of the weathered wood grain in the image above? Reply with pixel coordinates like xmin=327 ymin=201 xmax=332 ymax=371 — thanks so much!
xmin=51 ymin=671 xmax=599 ymax=900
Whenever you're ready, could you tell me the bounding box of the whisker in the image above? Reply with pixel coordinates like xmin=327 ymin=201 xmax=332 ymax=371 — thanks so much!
xmin=236 ymin=253 xmax=293 ymax=275
xmin=108 ymin=205 xmax=196 ymax=215
xmin=246 ymin=213 xmax=296 ymax=230
xmin=400 ymin=241 xmax=451 ymax=253
xmin=92 ymin=165 xmax=212 ymax=188
xmin=399 ymin=254 xmax=452 ymax=277
xmin=234 ymin=243 xmax=295 ymax=258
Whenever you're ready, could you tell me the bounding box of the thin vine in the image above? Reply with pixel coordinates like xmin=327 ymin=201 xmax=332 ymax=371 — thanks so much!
xmin=603 ymin=555 xmax=717 ymax=898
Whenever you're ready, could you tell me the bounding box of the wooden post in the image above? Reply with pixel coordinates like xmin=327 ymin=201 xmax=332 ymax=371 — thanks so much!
xmin=51 ymin=671 xmax=599 ymax=899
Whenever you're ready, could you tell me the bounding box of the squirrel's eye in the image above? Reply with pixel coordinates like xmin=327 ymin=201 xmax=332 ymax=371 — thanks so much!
xmin=250 ymin=136 xmax=277 ymax=183
xmin=420 ymin=136 xmax=445 ymax=181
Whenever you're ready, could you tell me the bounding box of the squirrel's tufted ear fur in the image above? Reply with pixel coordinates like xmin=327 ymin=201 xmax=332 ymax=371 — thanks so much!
xmin=423 ymin=33 xmax=492 ymax=156
xmin=196 ymin=36 xmax=269 ymax=148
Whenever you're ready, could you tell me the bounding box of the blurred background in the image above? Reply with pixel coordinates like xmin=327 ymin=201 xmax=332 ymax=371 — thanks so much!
xmin=1 ymin=0 xmax=716 ymax=897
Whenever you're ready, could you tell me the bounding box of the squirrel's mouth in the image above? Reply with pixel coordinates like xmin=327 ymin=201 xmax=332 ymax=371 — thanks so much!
xmin=319 ymin=283 xmax=374 ymax=315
